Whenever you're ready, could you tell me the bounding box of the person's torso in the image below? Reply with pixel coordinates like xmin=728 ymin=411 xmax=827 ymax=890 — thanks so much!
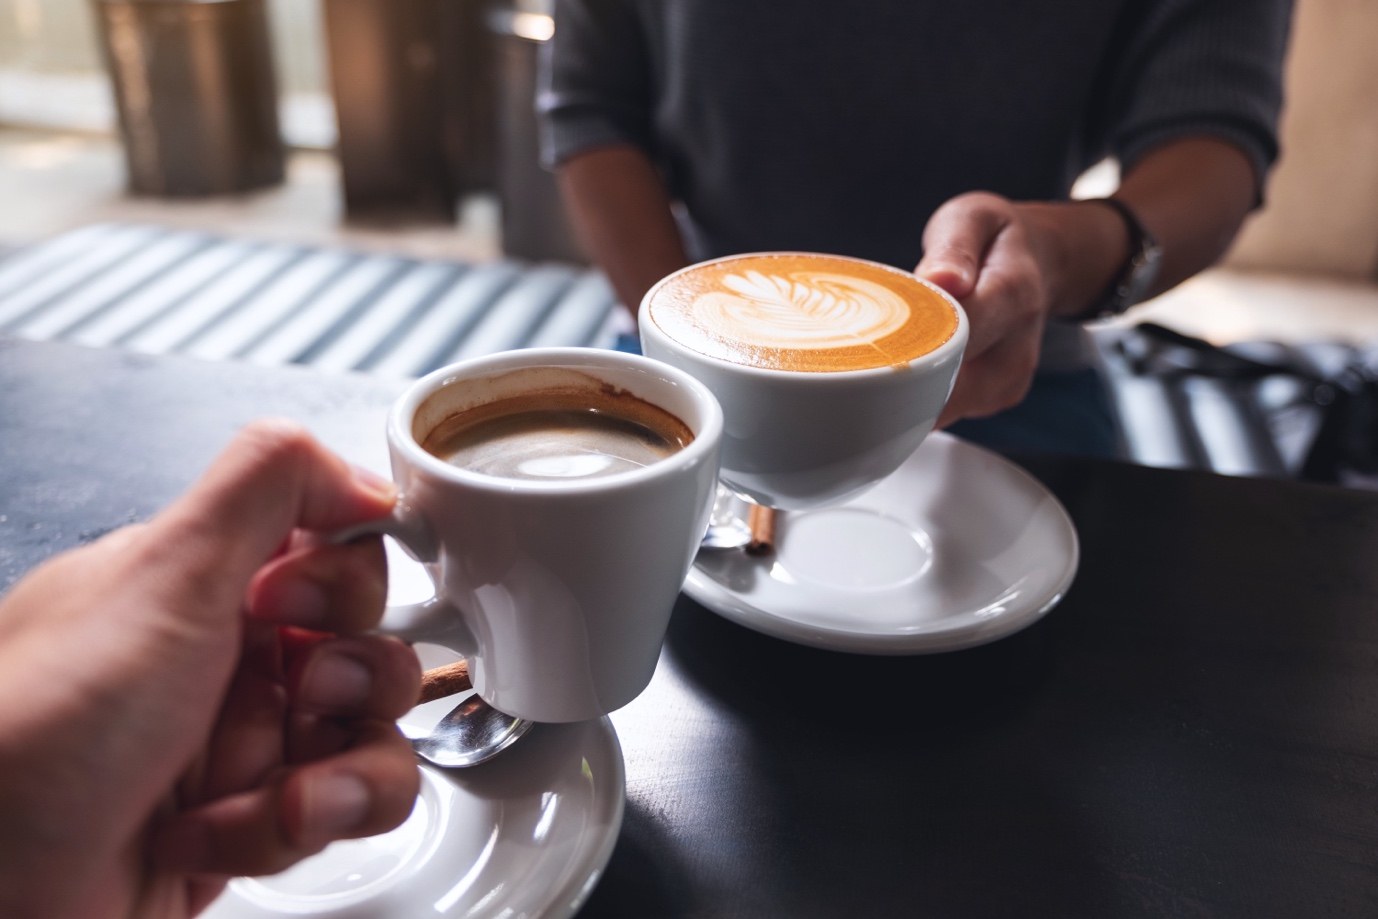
xmin=635 ymin=0 xmax=1129 ymax=268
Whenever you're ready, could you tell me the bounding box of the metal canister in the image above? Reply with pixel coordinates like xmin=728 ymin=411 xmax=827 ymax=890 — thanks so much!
xmin=93 ymin=0 xmax=285 ymax=196
xmin=322 ymin=0 xmax=500 ymax=220
xmin=489 ymin=3 xmax=586 ymax=264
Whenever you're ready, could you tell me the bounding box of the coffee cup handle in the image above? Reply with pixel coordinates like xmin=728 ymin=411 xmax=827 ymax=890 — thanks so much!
xmin=330 ymin=502 xmax=471 ymax=645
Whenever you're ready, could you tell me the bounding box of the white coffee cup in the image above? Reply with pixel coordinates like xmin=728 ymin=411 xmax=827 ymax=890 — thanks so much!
xmin=640 ymin=253 xmax=968 ymax=510
xmin=337 ymin=348 xmax=723 ymax=723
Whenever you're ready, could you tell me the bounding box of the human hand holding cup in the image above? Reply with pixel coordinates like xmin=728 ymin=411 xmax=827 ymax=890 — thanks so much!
xmin=336 ymin=348 xmax=722 ymax=724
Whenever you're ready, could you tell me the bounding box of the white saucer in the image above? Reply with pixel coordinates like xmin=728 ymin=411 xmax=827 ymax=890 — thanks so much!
xmin=684 ymin=432 xmax=1079 ymax=654
xmin=204 ymin=653 xmax=625 ymax=919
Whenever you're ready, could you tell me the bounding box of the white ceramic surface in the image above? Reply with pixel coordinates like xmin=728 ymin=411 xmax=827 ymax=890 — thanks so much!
xmin=685 ymin=433 xmax=1079 ymax=653
xmin=640 ymin=253 xmax=968 ymax=510
xmin=203 ymin=674 xmax=625 ymax=919
xmin=340 ymin=348 xmax=723 ymax=723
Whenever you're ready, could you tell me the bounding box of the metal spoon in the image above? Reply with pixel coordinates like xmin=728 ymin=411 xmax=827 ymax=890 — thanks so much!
xmin=701 ymin=484 xmax=753 ymax=550
xmin=700 ymin=485 xmax=775 ymax=554
xmin=409 ymin=695 xmax=534 ymax=768
xmin=404 ymin=660 xmax=533 ymax=768
xmin=702 ymin=515 xmax=752 ymax=550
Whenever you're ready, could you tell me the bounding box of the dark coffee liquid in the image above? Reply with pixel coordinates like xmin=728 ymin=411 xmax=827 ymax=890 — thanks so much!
xmin=423 ymin=388 xmax=693 ymax=481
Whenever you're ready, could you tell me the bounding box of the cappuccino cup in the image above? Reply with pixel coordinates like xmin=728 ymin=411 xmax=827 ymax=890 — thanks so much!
xmin=336 ymin=348 xmax=723 ymax=723
xmin=640 ymin=252 xmax=968 ymax=510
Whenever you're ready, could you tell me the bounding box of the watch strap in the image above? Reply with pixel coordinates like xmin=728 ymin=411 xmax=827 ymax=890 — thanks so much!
xmin=1082 ymin=197 xmax=1162 ymax=321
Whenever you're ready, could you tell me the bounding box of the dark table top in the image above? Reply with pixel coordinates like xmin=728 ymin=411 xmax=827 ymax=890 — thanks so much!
xmin=3 ymin=337 xmax=1377 ymax=918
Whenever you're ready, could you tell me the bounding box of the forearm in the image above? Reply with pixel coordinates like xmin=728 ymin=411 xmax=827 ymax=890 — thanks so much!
xmin=1022 ymin=136 xmax=1258 ymax=319
xmin=1115 ymin=136 xmax=1257 ymax=297
xmin=557 ymin=144 xmax=689 ymax=318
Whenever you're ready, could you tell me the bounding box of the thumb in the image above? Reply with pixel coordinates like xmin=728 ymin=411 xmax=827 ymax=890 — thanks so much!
xmin=148 ymin=420 xmax=396 ymax=616
xmin=916 ymin=192 xmax=1011 ymax=301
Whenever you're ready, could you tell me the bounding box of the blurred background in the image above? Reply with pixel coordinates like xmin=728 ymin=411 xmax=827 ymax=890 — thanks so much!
xmin=0 ymin=0 xmax=1376 ymax=483
xmin=0 ymin=0 xmax=578 ymax=261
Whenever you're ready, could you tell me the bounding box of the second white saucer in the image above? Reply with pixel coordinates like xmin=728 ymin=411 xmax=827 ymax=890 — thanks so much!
xmin=684 ymin=432 xmax=1079 ymax=654
xmin=204 ymin=659 xmax=625 ymax=919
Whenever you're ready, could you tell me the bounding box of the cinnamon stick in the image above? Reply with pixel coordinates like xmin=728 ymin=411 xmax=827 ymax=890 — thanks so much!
xmin=745 ymin=504 xmax=777 ymax=556
xmin=418 ymin=660 xmax=472 ymax=704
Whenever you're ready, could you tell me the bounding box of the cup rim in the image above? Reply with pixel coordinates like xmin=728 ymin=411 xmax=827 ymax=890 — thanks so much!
xmin=388 ymin=347 xmax=724 ymax=494
xmin=639 ymin=250 xmax=969 ymax=380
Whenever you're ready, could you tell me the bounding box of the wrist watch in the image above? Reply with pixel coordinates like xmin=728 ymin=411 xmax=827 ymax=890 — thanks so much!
xmin=1083 ymin=197 xmax=1162 ymax=321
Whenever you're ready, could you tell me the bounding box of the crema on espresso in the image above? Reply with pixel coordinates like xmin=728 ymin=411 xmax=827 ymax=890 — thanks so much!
xmin=646 ymin=253 xmax=959 ymax=372
xmin=422 ymin=386 xmax=694 ymax=481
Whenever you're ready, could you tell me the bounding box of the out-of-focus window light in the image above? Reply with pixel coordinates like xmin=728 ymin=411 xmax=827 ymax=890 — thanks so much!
xmin=0 ymin=0 xmax=110 ymax=131
xmin=0 ymin=0 xmax=336 ymax=148
xmin=510 ymin=12 xmax=555 ymax=43
xmin=1070 ymin=157 xmax=1121 ymax=200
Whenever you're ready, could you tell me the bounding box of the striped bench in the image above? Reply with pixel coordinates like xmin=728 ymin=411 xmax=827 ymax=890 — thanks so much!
xmin=0 ymin=223 xmax=627 ymax=380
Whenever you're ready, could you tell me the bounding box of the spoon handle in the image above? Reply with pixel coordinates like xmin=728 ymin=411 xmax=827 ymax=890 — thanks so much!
xmin=419 ymin=660 xmax=472 ymax=704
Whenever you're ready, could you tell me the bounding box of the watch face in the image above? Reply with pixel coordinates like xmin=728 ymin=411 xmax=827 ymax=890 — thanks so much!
xmin=1123 ymin=237 xmax=1163 ymax=309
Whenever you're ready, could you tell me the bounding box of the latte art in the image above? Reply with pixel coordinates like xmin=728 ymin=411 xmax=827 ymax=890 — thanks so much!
xmin=700 ymin=269 xmax=912 ymax=350
xmin=647 ymin=253 xmax=960 ymax=372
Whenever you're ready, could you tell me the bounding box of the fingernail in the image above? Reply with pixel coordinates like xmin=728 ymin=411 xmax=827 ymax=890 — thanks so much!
xmin=351 ymin=465 xmax=396 ymax=499
xmin=939 ymin=263 xmax=973 ymax=286
xmin=303 ymin=773 xmax=370 ymax=836
xmin=274 ymin=577 xmax=329 ymax=627
xmin=301 ymin=652 xmax=372 ymax=709
xmin=918 ymin=263 xmax=967 ymax=289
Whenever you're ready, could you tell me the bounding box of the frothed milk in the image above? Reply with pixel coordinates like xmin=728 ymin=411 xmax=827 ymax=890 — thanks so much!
xmin=645 ymin=253 xmax=959 ymax=372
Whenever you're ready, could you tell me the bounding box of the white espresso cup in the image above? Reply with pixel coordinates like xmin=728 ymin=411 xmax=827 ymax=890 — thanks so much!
xmin=640 ymin=252 xmax=969 ymax=510
xmin=337 ymin=348 xmax=723 ymax=723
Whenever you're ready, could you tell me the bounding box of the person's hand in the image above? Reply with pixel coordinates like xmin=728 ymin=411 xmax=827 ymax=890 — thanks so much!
xmin=0 ymin=421 xmax=422 ymax=919
xmin=916 ymin=191 xmax=1128 ymax=427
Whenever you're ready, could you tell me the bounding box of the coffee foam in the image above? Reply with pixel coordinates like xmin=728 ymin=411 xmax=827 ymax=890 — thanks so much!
xmin=647 ymin=253 xmax=959 ymax=372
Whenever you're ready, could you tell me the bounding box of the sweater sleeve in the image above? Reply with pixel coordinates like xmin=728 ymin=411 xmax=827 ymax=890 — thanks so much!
xmin=537 ymin=0 xmax=655 ymax=169
xmin=1101 ymin=0 xmax=1294 ymax=197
